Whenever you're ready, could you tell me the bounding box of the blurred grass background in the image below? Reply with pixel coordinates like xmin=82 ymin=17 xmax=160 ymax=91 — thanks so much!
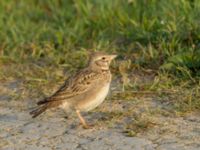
xmin=0 ymin=0 xmax=200 ymax=113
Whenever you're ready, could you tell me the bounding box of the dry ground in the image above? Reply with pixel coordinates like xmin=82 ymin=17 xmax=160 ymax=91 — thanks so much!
xmin=0 ymin=78 xmax=200 ymax=150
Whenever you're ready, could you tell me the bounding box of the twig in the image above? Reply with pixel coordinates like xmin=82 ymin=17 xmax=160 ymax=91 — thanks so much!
xmin=112 ymin=90 xmax=178 ymax=95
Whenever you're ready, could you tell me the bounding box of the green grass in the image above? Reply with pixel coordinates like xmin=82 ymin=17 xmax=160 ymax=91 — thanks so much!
xmin=0 ymin=0 xmax=200 ymax=113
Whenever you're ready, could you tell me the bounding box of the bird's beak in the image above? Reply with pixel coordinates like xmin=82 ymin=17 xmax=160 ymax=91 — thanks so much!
xmin=109 ymin=54 xmax=117 ymax=60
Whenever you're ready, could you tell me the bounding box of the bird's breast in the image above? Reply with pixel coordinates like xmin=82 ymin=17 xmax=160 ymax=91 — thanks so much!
xmin=77 ymin=83 xmax=110 ymax=111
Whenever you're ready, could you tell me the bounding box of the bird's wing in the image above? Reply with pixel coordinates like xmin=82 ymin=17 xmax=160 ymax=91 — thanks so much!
xmin=37 ymin=69 xmax=100 ymax=105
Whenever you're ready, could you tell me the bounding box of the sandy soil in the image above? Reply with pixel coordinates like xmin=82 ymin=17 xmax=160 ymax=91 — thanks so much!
xmin=0 ymin=80 xmax=200 ymax=150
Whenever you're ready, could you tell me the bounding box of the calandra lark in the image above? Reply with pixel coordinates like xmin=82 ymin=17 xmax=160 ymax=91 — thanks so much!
xmin=30 ymin=52 xmax=117 ymax=128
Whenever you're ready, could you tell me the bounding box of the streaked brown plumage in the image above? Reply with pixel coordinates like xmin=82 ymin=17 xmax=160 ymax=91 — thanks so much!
xmin=30 ymin=52 xmax=117 ymax=128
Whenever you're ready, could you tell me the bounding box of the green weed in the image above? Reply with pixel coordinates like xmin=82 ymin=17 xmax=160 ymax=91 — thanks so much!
xmin=0 ymin=0 xmax=200 ymax=114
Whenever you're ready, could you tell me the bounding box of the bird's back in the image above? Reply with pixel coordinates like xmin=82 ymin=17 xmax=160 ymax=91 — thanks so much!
xmin=37 ymin=68 xmax=111 ymax=109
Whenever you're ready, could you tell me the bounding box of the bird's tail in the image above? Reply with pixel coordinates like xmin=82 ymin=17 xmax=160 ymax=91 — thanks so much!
xmin=30 ymin=105 xmax=48 ymax=118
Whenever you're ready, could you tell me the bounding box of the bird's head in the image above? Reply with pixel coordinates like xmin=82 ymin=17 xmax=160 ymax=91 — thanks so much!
xmin=88 ymin=52 xmax=117 ymax=71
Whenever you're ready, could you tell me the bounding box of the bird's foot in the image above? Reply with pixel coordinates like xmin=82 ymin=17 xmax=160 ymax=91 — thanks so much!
xmin=82 ymin=123 xmax=94 ymax=129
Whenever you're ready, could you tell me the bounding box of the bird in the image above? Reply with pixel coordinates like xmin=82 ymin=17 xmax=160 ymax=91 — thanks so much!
xmin=30 ymin=51 xmax=117 ymax=128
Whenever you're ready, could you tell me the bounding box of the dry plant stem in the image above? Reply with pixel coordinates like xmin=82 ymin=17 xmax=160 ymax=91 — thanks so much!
xmin=113 ymin=90 xmax=177 ymax=95
xmin=76 ymin=110 xmax=89 ymax=129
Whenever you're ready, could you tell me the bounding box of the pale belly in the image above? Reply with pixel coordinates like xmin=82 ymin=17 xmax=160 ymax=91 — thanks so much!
xmin=78 ymin=83 xmax=110 ymax=111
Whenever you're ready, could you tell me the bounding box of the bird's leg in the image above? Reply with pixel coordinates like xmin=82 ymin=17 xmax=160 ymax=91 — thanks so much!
xmin=76 ymin=110 xmax=90 ymax=129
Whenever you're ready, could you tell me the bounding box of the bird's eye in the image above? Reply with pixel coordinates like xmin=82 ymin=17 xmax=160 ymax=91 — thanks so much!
xmin=102 ymin=57 xmax=106 ymax=60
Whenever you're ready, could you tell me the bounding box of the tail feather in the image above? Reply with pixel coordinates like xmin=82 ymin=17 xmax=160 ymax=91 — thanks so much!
xmin=30 ymin=105 xmax=48 ymax=118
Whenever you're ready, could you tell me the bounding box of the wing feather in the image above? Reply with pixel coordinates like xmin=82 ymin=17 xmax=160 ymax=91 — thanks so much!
xmin=37 ymin=69 xmax=100 ymax=105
